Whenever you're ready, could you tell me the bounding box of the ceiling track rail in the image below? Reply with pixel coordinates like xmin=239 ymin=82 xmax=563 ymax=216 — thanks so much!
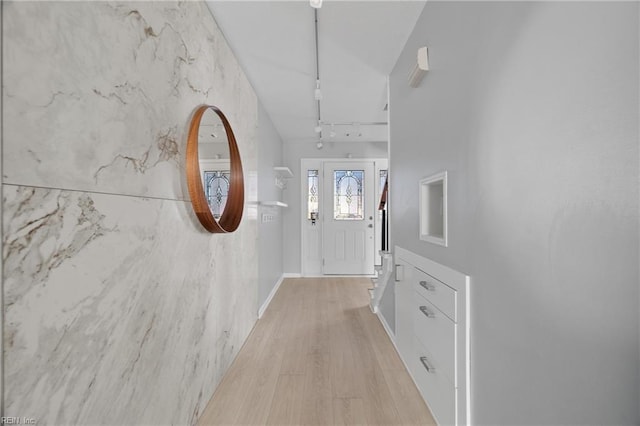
xmin=314 ymin=8 xmax=323 ymax=139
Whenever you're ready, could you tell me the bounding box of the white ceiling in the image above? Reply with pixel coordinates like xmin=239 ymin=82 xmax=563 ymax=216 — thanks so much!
xmin=206 ymin=1 xmax=426 ymax=144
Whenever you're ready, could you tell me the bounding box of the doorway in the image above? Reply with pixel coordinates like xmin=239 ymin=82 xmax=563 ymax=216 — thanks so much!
xmin=301 ymin=158 xmax=388 ymax=276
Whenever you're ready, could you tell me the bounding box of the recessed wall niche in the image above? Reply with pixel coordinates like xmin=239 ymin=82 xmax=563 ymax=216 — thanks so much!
xmin=419 ymin=171 xmax=448 ymax=246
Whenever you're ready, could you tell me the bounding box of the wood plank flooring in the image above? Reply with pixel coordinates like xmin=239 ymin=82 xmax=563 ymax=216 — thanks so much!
xmin=197 ymin=277 xmax=436 ymax=426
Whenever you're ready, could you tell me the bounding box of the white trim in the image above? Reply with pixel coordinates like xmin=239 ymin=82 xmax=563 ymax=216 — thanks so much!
xmin=376 ymin=309 xmax=441 ymax=425
xmin=258 ymin=274 xmax=285 ymax=318
xmin=395 ymin=246 xmax=468 ymax=289
xmin=300 ymin=158 xmax=323 ymax=277
xmin=301 ymin=157 xmax=388 ymax=277
xmin=282 ymin=273 xmax=302 ymax=278
xmin=419 ymin=170 xmax=448 ymax=247
xmin=375 ymin=309 xmax=428 ymax=419
xmin=465 ymin=275 xmax=471 ymax=425
xmin=303 ymin=274 xmax=376 ymax=278
xmin=376 ymin=310 xmax=396 ymax=343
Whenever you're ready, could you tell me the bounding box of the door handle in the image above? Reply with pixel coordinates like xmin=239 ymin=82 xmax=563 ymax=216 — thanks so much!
xmin=395 ymin=265 xmax=404 ymax=281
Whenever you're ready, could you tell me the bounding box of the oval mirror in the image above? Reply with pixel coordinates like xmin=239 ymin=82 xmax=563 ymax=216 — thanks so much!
xmin=187 ymin=105 xmax=244 ymax=233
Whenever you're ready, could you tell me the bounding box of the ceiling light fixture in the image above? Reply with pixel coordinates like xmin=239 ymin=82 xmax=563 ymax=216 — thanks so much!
xmin=310 ymin=0 xmax=322 ymax=8
xmin=316 ymin=141 xmax=324 ymax=149
xmin=314 ymin=79 xmax=323 ymax=100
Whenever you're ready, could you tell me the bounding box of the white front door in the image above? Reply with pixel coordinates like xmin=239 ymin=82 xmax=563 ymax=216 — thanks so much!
xmin=322 ymin=161 xmax=375 ymax=275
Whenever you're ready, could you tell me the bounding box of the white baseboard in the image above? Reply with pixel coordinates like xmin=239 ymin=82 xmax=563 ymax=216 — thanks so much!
xmin=282 ymin=273 xmax=302 ymax=278
xmin=376 ymin=310 xmax=397 ymax=348
xmin=259 ymin=275 xmax=285 ymax=318
xmin=375 ymin=310 xmax=435 ymax=424
xmin=299 ymin=274 xmax=376 ymax=278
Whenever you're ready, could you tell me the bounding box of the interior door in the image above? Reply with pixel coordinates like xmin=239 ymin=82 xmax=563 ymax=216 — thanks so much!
xmin=322 ymin=161 xmax=375 ymax=275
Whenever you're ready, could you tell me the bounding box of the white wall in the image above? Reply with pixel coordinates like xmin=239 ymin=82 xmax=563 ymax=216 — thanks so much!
xmin=2 ymin=2 xmax=259 ymax=423
xmin=257 ymin=103 xmax=285 ymax=307
xmin=387 ymin=2 xmax=639 ymax=424
xmin=282 ymin=140 xmax=387 ymax=273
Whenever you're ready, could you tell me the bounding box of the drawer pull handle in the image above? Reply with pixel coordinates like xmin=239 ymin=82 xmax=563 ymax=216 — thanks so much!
xmin=419 ymin=305 xmax=435 ymax=318
xmin=420 ymin=356 xmax=436 ymax=373
xmin=395 ymin=265 xmax=404 ymax=281
xmin=419 ymin=280 xmax=435 ymax=291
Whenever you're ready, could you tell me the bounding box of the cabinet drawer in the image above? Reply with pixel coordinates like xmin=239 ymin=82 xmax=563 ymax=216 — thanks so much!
xmin=413 ymin=267 xmax=456 ymax=321
xmin=413 ymin=294 xmax=456 ymax=385
xmin=412 ymin=337 xmax=456 ymax=426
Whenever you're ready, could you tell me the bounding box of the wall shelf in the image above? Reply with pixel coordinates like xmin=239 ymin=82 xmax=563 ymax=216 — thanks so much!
xmin=274 ymin=166 xmax=293 ymax=189
xmin=260 ymin=201 xmax=288 ymax=208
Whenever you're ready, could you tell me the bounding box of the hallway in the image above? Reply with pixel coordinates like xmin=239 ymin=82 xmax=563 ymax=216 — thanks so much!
xmin=198 ymin=278 xmax=435 ymax=425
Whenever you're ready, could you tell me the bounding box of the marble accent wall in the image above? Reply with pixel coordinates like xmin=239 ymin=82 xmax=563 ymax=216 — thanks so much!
xmin=2 ymin=2 xmax=258 ymax=424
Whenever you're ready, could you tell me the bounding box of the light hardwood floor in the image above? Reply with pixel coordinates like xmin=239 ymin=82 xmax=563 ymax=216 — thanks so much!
xmin=197 ymin=277 xmax=436 ymax=426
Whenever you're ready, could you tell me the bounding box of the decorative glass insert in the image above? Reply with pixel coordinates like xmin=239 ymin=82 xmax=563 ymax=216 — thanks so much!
xmin=334 ymin=170 xmax=364 ymax=220
xmin=204 ymin=170 xmax=230 ymax=219
xmin=307 ymin=170 xmax=319 ymax=220
xmin=380 ymin=170 xmax=388 ymax=194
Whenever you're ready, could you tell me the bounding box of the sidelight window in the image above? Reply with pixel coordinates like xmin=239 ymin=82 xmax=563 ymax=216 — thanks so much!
xmin=307 ymin=170 xmax=319 ymax=220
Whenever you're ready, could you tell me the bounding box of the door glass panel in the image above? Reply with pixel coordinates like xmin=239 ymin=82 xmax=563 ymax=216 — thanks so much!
xmin=334 ymin=170 xmax=364 ymax=220
xmin=380 ymin=170 xmax=388 ymax=193
xmin=204 ymin=170 xmax=230 ymax=219
xmin=307 ymin=170 xmax=319 ymax=219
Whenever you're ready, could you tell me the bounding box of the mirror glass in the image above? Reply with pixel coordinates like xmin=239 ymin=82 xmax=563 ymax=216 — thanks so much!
xmin=198 ymin=108 xmax=231 ymax=219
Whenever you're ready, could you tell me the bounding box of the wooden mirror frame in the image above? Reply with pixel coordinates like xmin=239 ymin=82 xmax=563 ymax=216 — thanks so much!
xmin=187 ymin=105 xmax=244 ymax=233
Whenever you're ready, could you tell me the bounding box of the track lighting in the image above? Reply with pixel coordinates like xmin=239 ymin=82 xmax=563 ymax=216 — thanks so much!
xmin=312 ymin=9 xmax=324 ymax=140
xmin=310 ymin=0 xmax=322 ymax=8
xmin=316 ymin=141 xmax=323 ymax=149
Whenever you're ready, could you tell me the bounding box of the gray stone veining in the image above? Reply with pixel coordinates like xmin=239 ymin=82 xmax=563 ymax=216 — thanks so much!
xmin=3 ymin=1 xmax=258 ymax=424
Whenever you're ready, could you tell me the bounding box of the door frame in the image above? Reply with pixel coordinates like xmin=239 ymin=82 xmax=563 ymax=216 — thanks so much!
xmin=300 ymin=157 xmax=388 ymax=277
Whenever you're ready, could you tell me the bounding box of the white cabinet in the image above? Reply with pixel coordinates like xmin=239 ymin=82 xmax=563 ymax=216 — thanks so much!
xmin=395 ymin=262 xmax=414 ymax=359
xmin=394 ymin=246 xmax=470 ymax=426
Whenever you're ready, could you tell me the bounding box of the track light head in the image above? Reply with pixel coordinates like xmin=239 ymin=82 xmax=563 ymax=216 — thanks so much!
xmin=316 ymin=141 xmax=323 ymax=149
xmin=310 ymin=0 xmax=322 ymax=8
